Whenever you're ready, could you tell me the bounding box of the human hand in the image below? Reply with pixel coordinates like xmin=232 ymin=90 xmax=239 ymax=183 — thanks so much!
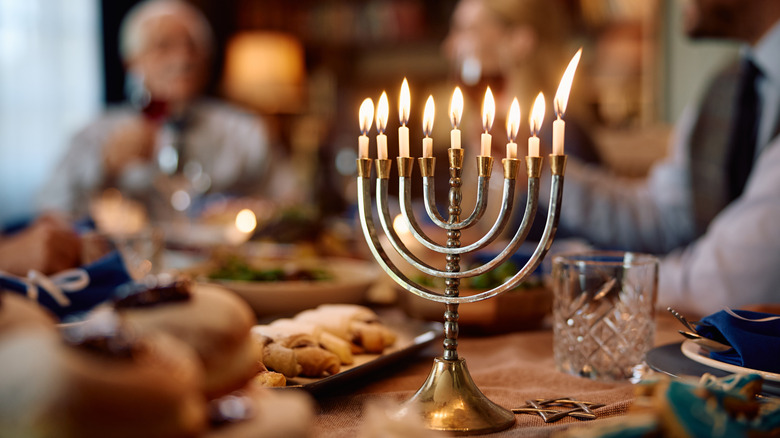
xmin=103 ymin=117 xmax=157 ymax=178
xmin=0 ymin=214 xmax=82 ymax=276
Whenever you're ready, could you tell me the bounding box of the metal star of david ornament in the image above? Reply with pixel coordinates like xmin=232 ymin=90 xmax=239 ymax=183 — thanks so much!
xmin=512 ymin=397 xmax=604 ymax=423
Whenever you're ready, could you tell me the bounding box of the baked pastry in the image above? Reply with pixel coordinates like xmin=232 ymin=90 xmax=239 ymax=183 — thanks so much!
xmin=0 ymin=312 xmax=207 ymax=438
xmin=251 ymin=362 xmax=287 ymax=388
xmin=294 ymin=304 xmax=396 ymax=353
xmin=113 ymin=281 xmax=262 ymax=398
xmin=264 ymin=318 xmax=354 ymax=365
xmin=251 ymin=332 xmax=301 ymax=378
xmin=251 ymin=325 xmax=340 ymax=378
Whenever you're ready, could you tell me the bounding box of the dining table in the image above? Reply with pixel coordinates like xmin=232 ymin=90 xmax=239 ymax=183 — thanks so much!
xmin=304 ymin=310 xmax=684 ymax=437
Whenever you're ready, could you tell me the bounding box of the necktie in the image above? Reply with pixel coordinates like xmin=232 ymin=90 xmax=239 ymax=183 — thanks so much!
xmin=727 ymin=58 xmax=762 ymax=201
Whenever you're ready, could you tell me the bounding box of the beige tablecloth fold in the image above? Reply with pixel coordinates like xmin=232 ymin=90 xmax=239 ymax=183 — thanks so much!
xmin=311 ymin=330 xmax=639 ymax=437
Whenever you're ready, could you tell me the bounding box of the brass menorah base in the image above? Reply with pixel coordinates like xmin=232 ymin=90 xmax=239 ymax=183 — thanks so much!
xmin=401 ymin=357 xmax=515 ymax=434
xmin=358 ymin=149 xmax=565 ymax=434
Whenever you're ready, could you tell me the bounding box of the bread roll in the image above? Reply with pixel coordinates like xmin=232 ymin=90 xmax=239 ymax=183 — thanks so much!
xmin=0 ymin=315 xmax=207 ymax=438
xmin=115 ymin=282 xmax=262 ymax=398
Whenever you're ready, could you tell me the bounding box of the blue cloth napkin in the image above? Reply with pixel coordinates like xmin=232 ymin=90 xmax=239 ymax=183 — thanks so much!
xmin=0 ymin=251 xmax=132 ymax=320
xmin=697 ymin=309 xmax=780 ymax=373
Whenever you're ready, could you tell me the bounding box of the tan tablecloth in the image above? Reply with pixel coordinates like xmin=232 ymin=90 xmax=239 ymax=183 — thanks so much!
xmin=309 ymin=314 xmax=680 ymax=437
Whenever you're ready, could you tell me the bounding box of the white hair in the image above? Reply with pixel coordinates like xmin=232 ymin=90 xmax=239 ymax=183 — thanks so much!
xmin=119 ymin=0 xmax=214 ymax=61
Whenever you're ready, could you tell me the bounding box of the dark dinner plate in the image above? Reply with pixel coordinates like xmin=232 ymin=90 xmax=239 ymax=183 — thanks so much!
xmin=646 ymin=342 xmax=780 ymax=396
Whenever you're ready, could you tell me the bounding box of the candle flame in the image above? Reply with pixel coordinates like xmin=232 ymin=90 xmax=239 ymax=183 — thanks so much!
xmin=235 ymin=208 xmax=257 ymax=234
xmin=422 ymin=95 xmax=435 ymax=137
xmin=450 ymin=87 xmax=464 ymax=128
xmin=482 ymin=87 xmax=495 ymax=133
xmin=554 ymin=48 xmax=582 ymax=118
xmin=506 ymin=97 xmax=521 ymax=141
xmin=399 ymin=78 xmax=410 ymax=126
xmin=530 ymin=92 xmax=545 ymax=136
xmin=376 ymin=91 xmax=389 ymax=133
xmin=359 ymin=98 xmax=374 ymax=135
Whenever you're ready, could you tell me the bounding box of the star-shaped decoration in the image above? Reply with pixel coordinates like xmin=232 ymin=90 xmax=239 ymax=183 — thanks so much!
xmin=512 ymin=397 xmax=605 ymax=423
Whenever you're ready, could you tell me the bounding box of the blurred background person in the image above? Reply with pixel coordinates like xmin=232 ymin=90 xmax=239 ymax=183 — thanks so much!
xmin=442 ymin=0 xmax=602 ymax=165
xmin=543 ymin=0 xmax=780 ymax=314
xmin=38 ymin=0 xmax=278 ymax=226
xmin=441 ymin=0 xmax=604 ymax=242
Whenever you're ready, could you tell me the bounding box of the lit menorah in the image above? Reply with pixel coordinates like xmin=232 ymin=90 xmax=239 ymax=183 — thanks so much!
xmin=356 ymin=50 xmax=581 ymax=435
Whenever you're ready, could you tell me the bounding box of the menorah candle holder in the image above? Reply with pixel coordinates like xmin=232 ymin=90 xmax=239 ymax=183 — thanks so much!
xmin=357 ymin=149 xmax=566 ymax=435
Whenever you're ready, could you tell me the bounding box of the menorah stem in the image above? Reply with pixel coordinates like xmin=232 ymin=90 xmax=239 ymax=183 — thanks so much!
xmin=443 ymin=149 xmax=463 ymax=360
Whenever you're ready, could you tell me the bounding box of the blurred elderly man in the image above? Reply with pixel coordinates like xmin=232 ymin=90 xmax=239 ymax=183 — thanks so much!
xmin=547 ymin=0 xmax=780 ymax=315
xmin=39 ymin=0 xmax=274 ymax=220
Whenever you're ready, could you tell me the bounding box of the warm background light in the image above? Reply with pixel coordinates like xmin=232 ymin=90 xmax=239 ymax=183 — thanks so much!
xmin=222 ymin=31 xmax=305 ymax=114
xmin=235 ymin=208 xmax=258 ymax=233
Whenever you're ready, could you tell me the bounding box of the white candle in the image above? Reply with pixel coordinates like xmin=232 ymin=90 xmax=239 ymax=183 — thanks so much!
xmin=506 ymin=97 xmax=520 ymax=159
xmin=377 ymin=134 xmax=388 ymax=159
xmin=529 ymin=92 xmax=545 ymax=158
xmin=552 ymin=119 xmax=565 ymax=156
xmin=399 ymin=78 xmax=411 ymax=157
xmin=376 ymin=91 xmax=389 ymax=159
xmin=450 ymin=87 xmax=463 ymax=149
xmin=422 ymin=95 xmax=435 ymax=158
xmin=358 ymin=98 xmax=374 ymax=159
xmin=528 ymin=136 xmax=540 ymax=157
xmin=481 ymin=133 xmax=492 ymax=157
xmin=359 ymin=135 xmax=369 ymax=159
xmin=480 ymin=87 xmax=495 ymax=157
xmin=399 ymin=126 xmax=409 ymax=157
xmin=423 ymin=137 xmax=433 ymax=158
xmin=552 ymin=48 xmax=582 ymax=156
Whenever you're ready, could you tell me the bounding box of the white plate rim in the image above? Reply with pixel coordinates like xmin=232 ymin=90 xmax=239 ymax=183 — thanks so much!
xmin=680 ymin=339 xmax=780 ymax=382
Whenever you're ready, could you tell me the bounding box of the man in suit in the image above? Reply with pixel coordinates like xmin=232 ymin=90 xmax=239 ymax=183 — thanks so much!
xmin=548 ymin=0 xmax=780 ymax=314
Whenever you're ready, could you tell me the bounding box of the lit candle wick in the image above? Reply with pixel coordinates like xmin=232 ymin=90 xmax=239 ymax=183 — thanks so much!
xmin=480 ymin=87 xmax=495 ymax=157
xmin=399 ymin=78 xmax=411 ymax=157
xmin=422 ymin=95 xmax=435 ymax=158
xmin=450 ymin=86 xmax=463 ymax=150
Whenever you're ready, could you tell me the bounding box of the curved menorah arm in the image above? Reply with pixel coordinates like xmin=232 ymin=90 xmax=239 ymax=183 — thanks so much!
xmin=401 ymin=177 xmax=517 ymax=255
xmin=356 ymin=162 xmax=453 ymax=301
xmin=422 ymin=176 xmax=489 ymax=230
xmin=450 ymin=156 xmax=566 ymax=304
xmin=421 ymin=153 xmax=493 ymax=230
xmin=376 ymin=178 xmax=447 ymax=277
xmin=377 ymin=175 xmax=520 ymax=278
xmin=358 ymin=155 xmax=564 ymax=303
xmin=382 ymin=157 xmax=541 ymax=279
